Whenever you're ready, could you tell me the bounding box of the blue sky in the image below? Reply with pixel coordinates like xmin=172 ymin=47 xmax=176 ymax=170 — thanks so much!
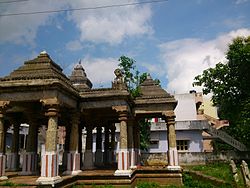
xmin=0 ymin=0 xmax=250 ymax=93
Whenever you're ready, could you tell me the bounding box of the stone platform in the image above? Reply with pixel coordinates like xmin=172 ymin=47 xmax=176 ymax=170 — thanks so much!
xmin=1 ymin=167 xmax=183 ymax=187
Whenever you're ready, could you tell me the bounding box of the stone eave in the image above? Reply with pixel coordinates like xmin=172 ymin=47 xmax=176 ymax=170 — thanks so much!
xmin=134 ymin=98 xmax=177 ymax=105
xmin=79 ymin=88 xmax=130 ymax=99
xmin=0 ymin=78 xmax=79 ymax=98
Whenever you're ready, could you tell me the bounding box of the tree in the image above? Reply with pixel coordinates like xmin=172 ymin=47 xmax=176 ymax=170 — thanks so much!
xmin=118 ymin=55 xmax=155 ymax=151
xmin=193 ymin=36 xmax=250 ymax=148
xmin=118 ymin=55 xmax=147 ymax=97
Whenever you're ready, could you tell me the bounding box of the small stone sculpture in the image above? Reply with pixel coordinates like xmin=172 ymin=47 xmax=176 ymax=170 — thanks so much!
xmin=112 ymin=68 xmax=127 ymax=90
xmin=230 ymin=159 xmax=239 ymax=183
xmin=241 ymin=160 xmax=250 ymax=188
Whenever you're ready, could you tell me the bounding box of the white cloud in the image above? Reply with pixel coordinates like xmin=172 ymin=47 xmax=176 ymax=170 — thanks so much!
xmin=0 ymin=0 xmax=67 ymax=45
xmin=235 ymin=0 xmax=249 ymax=4
xmin=159 ymin=28 xmax=250 ymax=94
xmin=65 ymin=40 xmax=83 ymax=51
xmin=67 ymin=0 xmax=153 ymax=44
xmin=79 ymin=57 xmax=119 ymax=88
xmin=0 ymin=0 xmax=153 ymax=46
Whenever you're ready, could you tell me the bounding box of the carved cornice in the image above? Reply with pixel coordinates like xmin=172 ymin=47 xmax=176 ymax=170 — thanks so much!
xmin=0 ymin=101 xmax=10 ymax=116
xmin=112 ymin=105 xmax=128 ymax=113
xmin=162 ymin=110 xmax=176 ymax=124
xmin=40 ymin=98 xmax=60 ymax=117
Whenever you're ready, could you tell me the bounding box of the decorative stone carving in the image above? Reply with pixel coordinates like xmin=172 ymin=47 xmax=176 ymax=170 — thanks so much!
xmin=69 ymin=60 xmax=92 ymax=91
xmin=112 ymin=68 xmax=127 ymax=90
xmin=230 ymin=159 xmax=239 ymax=183
xmin=241 ymin=160 xmax=250 ymax=188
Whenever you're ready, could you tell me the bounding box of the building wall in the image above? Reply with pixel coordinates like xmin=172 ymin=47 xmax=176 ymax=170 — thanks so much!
xmin=174 ymin=93 xmax=197 ymax=121
xmin=148 ymin=130 xmax=203 ymax=153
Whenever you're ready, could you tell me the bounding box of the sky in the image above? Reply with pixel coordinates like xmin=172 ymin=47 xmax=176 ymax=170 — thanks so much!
xmin=0 ymin=0 xmax=250 ymax=94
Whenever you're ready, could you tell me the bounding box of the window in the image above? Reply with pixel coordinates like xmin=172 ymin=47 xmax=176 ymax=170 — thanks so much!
xmin=177 ymin=140 xmax=189 ymax=151
xmin=150 ymin=139 xmax=159 ymax=145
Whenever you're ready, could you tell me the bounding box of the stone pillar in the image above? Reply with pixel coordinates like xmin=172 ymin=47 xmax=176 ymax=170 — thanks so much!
xmin=113 ymin=106 xmax=132 ymax=176
xmin=20 ymin=118 xmax=38 ymax=175
xmin=62 ymin=126 xmax=70 ymax=171
xmin=133 ymin=120 xmax=140 ymax=166
xmin=83 ymin=126 xmax=94 ymax=169
xmin=95 ymin=126 xmax=103 ymax=166
xmin=164 ymin=111 xmax=181 ymax=170
xmin=0 ymin=101 xmax=10 ymax=180
xmin=64 ymin=113 xmax=81 ymax=175
xmin=7 ymin=119 xmax=20 ymax=171
xmin=103 ymin=125 xmax=111 ymax=165
xmin=37 ymin=105 xmax=62 ymax=185
xmin=110 ymin=124 xmax=116 ymax=164
xmin=128 ymin=120 xmax=136 ymax=169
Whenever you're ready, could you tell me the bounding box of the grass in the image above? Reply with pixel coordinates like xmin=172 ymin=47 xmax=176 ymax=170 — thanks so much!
xmin=0 ymin=181 xmax=29 ymax=186
xmin=185 ymin=162 xmax=234 ymax=183
xmin=72 ymin=162 xmax=244 ymax=187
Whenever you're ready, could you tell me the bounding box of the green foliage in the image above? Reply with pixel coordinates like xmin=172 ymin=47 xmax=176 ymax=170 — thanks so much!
xmin=187 ymin=162 xmax=234 ymax=183
xmin=137 ymin=181 xmax=160 ymax=188
xmin=0 ymin=181 xmax=29 ymax=186
xmin=182 ymin=173 xmax=216 ymax=188
xmin=118 ymin=55 xmax=159 ymax=151
xmin=193 ymin=36 xmax=250 ymax=148
xmin=118 ymin=55 xmax=156 ymax=97
xmin=139 ymin=119 xmax=151 ymax=151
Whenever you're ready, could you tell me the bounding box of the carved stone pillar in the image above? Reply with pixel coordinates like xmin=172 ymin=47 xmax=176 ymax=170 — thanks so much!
xmin=110 ymin=124 xmax=116 ymax=164
xmin=128 ymin=120 xmax=136 ymax=169
xmin=103 ymin=125 xmax=111 ymax=165
xmin=113 ymin=105 xmax=132 ymax=176
xmin=0 ymin=101 xmax=10 ymax=180
xmin=95 ymin=126 xmax=103 ymax=166
xmin=37 ymin=103 xmax=62 ymax=185
xmin=20 ymin=117 xmax=38 ymax=175
xmin=64 ymin=112 xmax=81 ymax=175
xmin=163 ymin=111 xmax=181 ymax=170
xmin=6 ymin=118 xmax=20 ymax=171
xmin=62 ymin=126 xmax=70 ymax=171
xmin=133 ymin=120 xmax=140 ymax=166
xmin=83 ymin=126 xmax=94 ymax=169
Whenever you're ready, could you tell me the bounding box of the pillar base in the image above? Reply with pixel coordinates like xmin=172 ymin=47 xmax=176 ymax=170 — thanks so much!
xmin=36 ymin=176 xmax=62 ymax=186
xmin=63 ymin=152 xmax=82 ymax=175
xmin=117 ymin=150 xmax=130 ymax=171
xmin=83 ymin=150 xmax=94 ymax=169
xmin=0 ymin=176 xmax=8 ymax=180
xmin=19 ymin=152 xmax=38 ymax=175
xmin=95 ymin=149 xmax=103 ymax=166
xmin=130 ymin=149 xmax=136 ymax=169
xmin=63 ymin=170 xmax=82 ymax=176
xmin=0 ymin=154 xmax=6 ymax=177
xmin=166 ymin=165 xmax=182 ymax=171
xmin=40 ymin=152 xmax=59 ymax=178
xmin=6 ymin=153 xmax=19 ymax=171
xmin=114 ymin=169 xmax=133 ymax=177
xmin=168 ymin=147 xmax=179 ymax=167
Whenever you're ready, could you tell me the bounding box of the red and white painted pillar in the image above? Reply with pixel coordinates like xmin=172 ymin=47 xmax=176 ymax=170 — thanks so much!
xmin=95 ymin=126 xmax=103 ymax=166
xmin=37 ymin=105 xmax=62 ymax=185
xmin=64 ymin=113 xmax=81 ymax=175
xmin=7 ymin=122 xmax=20 ymax=171
xmin=0 ymin=154 xmax=7 ymax=180
xmin=20 ymin=120 xmax=38 ymax=175
xmin=113 ymin=107 xmax=132 ymax=176
xmin=164 ymin=111 xmax=181 ymax=171
xmin=83 ymin=126 xmax=94 ymax=169
xmin=40 ymin=152 xmax=59 ymax=177
xmin=0 ymin=103 xmax=9 ymax=180
xmin=20 ymin=152 xmax=38 ymax=175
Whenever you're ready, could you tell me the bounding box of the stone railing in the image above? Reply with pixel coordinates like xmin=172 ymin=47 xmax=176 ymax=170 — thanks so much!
xmin=150 ymin=120 xmax=209 ymax=131
xmin=205 ymin=125 xmax=248 ymax=151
